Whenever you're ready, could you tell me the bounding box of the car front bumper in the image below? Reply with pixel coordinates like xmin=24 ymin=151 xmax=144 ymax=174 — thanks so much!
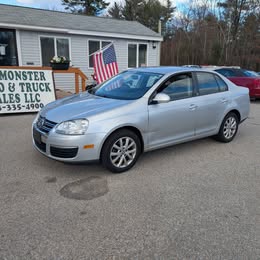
xmin=32 ymin=124 xmax=106 ymax=162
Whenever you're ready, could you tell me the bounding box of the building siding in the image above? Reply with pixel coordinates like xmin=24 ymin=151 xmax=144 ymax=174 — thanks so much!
xmin=19 ymin=30 xmax=160 ymax=92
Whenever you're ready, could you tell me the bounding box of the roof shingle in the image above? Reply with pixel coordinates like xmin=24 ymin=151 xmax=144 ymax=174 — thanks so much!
xmin=0 ymin=4 xmax=162 ymax=40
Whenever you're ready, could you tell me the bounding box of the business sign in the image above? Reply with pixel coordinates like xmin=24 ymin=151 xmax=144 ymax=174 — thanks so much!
xmin=0 ymin=68 xmax=56 ymax=114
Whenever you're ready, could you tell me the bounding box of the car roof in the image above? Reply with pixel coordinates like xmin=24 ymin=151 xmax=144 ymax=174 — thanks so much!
xmin=129 ymin=66 xmax=198 ymax=74
xmin=128 ymin=66 xmax=216 ymax=75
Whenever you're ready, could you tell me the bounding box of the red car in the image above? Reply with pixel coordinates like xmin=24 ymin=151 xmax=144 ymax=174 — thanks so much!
xmin=215 ymin=68 xmax=260 ymax=99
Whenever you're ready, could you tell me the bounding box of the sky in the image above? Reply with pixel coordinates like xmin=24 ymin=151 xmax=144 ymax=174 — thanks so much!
xmin=0 ymin=0 xmax=68 ymax=10
xmin=0 ymin=0 xmax=119 ymax=10
xmin=0 ymin=0 xmax=188 ymax=22
xmin=0 ymin=0 xmax=187 ymax=11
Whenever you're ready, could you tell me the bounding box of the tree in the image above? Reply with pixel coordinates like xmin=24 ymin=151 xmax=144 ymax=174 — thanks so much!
xmin=121 ymin=0 xmax=143 ymax=21
xmin=62 ymin=0 xmax=109 ymax=16
xmin=108 ymin=0 xmax=175 ymax=34
xmin=161 ymin=0 xmax=260 ymax=70
xmin=108 ymin=2 xmax=123 ymax=19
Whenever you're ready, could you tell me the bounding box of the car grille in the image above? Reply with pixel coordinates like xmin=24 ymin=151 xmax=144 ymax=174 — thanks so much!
xmin=34 ymin=139 xmax=46 ymax=152
xmin=50 ymin=146 xmax=78 ymax=159
xmin=33 ymin=127 xmax=46 ymax=152
xmin=36 ymin=116 xmax=57 ymax=134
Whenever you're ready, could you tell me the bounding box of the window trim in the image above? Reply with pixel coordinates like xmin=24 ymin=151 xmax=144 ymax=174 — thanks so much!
xmin=127 ymin=42 xmax=149 ymax=69
xmin=87 ymin=39 xmax=112 ymax=68
xmin=39 ymin=35 xmax=71 ymax=66
xmin=15 ymin=30 xmax=22 ymax=66
xmin=194 ymin=71 xmax=226 ymax=96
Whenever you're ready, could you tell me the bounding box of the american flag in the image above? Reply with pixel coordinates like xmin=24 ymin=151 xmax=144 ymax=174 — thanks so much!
xmin=93 ymin=43 xmax=119 ymax=84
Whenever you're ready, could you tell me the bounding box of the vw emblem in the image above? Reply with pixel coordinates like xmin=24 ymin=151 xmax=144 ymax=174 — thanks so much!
xmin=37 ymin=117 xmax=45 ymax=128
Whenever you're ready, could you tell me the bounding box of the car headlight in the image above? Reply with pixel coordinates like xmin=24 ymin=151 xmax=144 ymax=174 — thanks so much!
xmin=55 ymin=119 xmax=89 ymax=135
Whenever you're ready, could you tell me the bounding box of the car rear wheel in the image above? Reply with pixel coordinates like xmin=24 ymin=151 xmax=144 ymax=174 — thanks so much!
xmin=101 ymin=129 xmax=141 ymax=173
xmin=215 ymin=112 xmax=239 ymax=142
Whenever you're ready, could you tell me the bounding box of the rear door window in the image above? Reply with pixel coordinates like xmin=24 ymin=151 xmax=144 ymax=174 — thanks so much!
xmin=196 ymin=72 xmax=220 ymax=96
xmin=214 ymin=75 xmax=228 ymax=92
xmin=215 ymin=69 xmax=236 ymax=77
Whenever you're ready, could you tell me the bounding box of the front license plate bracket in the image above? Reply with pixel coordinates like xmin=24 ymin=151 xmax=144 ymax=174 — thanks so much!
xmin=33 ymin=128 xmax=42 ymax=144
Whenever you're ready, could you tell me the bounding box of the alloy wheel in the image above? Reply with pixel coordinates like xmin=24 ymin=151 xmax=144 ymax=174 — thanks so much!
xmin=110 ymin=137 xmax=137 ymax=168
xmin=223 ymin=116 xmax=237 ymax=139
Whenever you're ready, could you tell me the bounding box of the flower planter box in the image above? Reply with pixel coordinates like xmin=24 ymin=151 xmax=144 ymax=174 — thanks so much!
xmin=50 ymin=62 xmax=70 ymax=70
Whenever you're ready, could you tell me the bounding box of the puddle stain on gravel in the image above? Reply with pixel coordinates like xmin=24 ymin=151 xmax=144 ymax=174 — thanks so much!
xmin=60 ymin=176 xmax=109 ymax=200
xmin=44 ymin=177 xmax=57 ymax=183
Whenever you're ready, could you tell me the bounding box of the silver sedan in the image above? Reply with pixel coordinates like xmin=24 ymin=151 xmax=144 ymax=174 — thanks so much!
xmin=32 ymin=67 xmax=250 ymax=173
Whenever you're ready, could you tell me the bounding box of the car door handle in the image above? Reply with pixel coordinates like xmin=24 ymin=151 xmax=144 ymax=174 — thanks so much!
xmin=220 ymin=98 xmax=228 ymax=104
xmin=189 ymin=104 xmax=198 ymax=111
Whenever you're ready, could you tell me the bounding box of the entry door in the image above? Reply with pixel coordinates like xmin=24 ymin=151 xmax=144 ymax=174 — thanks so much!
xmin=148 ymin=73 xmax=196 ymax=149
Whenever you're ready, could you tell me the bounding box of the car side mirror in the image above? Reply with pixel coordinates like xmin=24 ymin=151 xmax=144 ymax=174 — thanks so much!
xmin=152 ymin=93 xmax=170 ymax=104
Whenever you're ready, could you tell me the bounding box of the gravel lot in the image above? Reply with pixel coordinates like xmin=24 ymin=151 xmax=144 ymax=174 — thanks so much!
xmin=0 ymin=102 xmax=259 ymax=259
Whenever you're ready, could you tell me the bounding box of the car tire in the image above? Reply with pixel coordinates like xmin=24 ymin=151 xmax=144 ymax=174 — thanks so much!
xmin=214 ymin=112 xmax=239 ymax=143
xmin=101 ymin=129 xmax=141 ymax=173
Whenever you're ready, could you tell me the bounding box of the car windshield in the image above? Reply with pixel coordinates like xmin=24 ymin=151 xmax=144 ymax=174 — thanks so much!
xmin=89 ymin=71 xmax=164 ymax=100
xmin=242 ymin=70 xmax=259 ymax=77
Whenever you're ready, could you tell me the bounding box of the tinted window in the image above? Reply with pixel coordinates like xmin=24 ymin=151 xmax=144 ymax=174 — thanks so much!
xmin=216 ymin=69 xmax=236 ymax=77
xmin=242 ymin=70 xmax=259 ymax=77
xmin=196 ymin=72 xmax=219 ymax=95
xmin=91 ymin=71 xmax=163 ymax=100
xmin=214 ymin=75 xmax=228 ymax=92
xmin=233 ymin=69 xmax=247 ymax=77
xmin=160 ymin=73 xmax=193 ymax=101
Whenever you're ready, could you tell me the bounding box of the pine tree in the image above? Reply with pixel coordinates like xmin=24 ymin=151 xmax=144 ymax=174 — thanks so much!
xmin=108 ymin=0 xmax=175 ymax=33
xmin=108 ymin=2 xmax=123 ymax=19
xmin=62 ymin=0 xmax=109 ymax=16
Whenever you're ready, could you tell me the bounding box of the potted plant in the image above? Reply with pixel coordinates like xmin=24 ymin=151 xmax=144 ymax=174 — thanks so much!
xmin=50 ymin=56 xmax=70 ymax=70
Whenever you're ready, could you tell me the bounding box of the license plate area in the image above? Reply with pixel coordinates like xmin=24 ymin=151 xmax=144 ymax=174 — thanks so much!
xmin=33 ymin=128 xmax=45 ymax=144
xmin=41 ymin=135 xmax=47 ymax=143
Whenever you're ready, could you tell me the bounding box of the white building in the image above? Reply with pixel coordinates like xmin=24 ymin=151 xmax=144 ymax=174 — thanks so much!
xmin=0 ymin=4 xmax=162 ymax=92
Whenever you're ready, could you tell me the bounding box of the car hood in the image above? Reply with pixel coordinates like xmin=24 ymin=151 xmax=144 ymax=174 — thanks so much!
xmin=40 ymin=92 xmax=133 ymax=123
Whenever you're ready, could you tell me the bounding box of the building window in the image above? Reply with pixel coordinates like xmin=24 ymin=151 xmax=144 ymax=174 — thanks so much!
xmin=128 ymin=43 xmax=147 ymax=68
xmin=128 ymin=44 xmax=137 ymax=68
xmin=40 ymin=37 xmax=70 ymax=66
xmin=88 ymin=40 xmax=111 ymax=68
xmin=0 ymin=28 xmax=18 ymax=66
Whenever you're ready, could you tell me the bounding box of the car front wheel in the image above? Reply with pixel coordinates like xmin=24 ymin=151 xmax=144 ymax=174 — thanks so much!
xmin=101 ymin=129 xmax=141 ymax=173
xmin=215 ymin=112 xmax=239 ymax=142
